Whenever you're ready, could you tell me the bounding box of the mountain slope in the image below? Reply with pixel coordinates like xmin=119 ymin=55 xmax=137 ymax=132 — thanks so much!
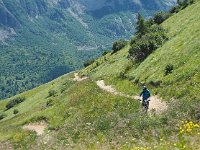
xmin=0 ymin=0 xmax=175 ymax=99
xmin=0 ymin=0 xmax=199 ymax=149
xmin=81 ymin=0 xmax=200 ymax=101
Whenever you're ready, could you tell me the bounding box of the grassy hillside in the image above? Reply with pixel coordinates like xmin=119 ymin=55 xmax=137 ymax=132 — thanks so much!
xmin=81 ymin=0 xmax=200 ymax=100
xmin=0 ymin=1 xmax=200 ymax=149
xmin=0 ymin=0 xmax=175 ymax=100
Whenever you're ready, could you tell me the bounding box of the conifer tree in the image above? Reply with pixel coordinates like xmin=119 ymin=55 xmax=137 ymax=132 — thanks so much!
xmin=135 ymin=13 xmax=148 ymax=38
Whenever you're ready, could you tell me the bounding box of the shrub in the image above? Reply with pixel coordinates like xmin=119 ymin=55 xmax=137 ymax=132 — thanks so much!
xmin=46 ymin=99 xmax=53 ymax=107
xmin=48 ymin=90 xmax=57 ymax=97
xmin=112 ymin=39 xmax=127 ymax=54
xmin=145 ymin=18 xmax=155 ymax=28
xmin=0 ymin=113 xmax=6 ymax=120
xmin=170 ymin=0 xmax=194 ymax=13
xmin=170 ymin=5 xmax=181 ymax=13
xmin=149 ymin=80 xmax=162 ymax=87
xmin=177 ymin=0 xmax=194 ymax=8
xmin=153 ymin=11 xmax=171 ymax=24
xmin=129 ymin=25 xmax=168 ymax=62
xmin=119 ymin=72 xmax=126 ymax=79
xmin=130 ymin=37 xmax=137 ymax=45
xmin=83 ymin=59 xmax=95 ymax=67
xmin=6 ymin=97 xmax=25 ymax=110
xmin=13 ymin=109 xmax=19 ymax=114
xmin=102 ymin=50 xmax=110 ymax=56
xmin=165 ymin=64 xmax=174 ymax=75
xmin=96 ymin=61 xmax=99 ymax=67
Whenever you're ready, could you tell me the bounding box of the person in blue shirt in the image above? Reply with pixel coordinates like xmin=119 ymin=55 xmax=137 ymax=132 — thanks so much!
xmin=140 ymin=86 xmax=151 ymax=107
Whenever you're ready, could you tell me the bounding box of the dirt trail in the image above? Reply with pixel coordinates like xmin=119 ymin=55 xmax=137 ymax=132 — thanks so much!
xmin=23 ymin=122 xmax=48 ymax=136
xmin=73 ymin=73 xmax=88 ymax=81
xmin=96 ymin=80 xmax=168 ymax=113
xmin=73 ymin=73 xmax=168 ymax=113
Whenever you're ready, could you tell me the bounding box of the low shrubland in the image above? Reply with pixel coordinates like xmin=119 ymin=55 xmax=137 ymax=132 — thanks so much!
xmin=5 ymin=97 xmax=25 ymax=110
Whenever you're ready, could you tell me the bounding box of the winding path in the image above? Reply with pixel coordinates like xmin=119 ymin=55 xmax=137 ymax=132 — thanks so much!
xmin=96 ymin=80 xmax=168 ymax=113
xmin=72 ymin=73 xmax=168 ymax=113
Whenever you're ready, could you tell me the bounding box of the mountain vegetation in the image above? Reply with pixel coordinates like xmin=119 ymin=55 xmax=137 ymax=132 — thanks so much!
xmin=0 ymin=0 xmax=199 ymax=149
xmin=0 ymin=0 xmax=175 ymax=100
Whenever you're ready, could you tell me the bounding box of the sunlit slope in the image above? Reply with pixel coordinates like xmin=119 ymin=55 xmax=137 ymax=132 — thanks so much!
xmin=129 ymin=1 xmax=200 ymax=99
xmin=0 ymin=1 xmax=199 ymax=149
xmin=0 ymin=73 xmax=75 ymax=140
xmin=81 ymin=1 xmax=200 ymax=100
xmin=0 ymin=71 xmax=139 ymax=144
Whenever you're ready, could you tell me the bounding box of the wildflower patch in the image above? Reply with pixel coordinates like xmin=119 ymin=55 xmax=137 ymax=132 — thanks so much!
xmin=179 ymin=121 xmax=199 ymax=134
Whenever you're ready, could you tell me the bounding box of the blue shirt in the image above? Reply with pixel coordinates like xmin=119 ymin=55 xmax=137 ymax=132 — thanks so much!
xmin=140 ymin=89 xmax=150 ymax=101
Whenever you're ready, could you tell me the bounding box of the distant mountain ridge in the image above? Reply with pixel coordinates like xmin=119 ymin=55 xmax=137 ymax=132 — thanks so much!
xmin=0 ymin=0 xmax=175 ymax=99
xmin=0 ymin=0 xmax=176 ymax=32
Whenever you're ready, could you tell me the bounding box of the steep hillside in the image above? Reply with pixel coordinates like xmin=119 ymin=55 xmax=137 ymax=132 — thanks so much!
xmin=81 ymin=0 xmax=200 ymax=101
xmin=0 ymin=0 xmax=199 ymax=149
xmin=0 ymin=0 xmax=175 ymax=99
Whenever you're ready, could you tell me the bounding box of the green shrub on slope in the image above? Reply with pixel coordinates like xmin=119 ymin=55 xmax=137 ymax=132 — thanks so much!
xmin=129 ymin=25 xmax=168 ymax=62
xmin=6 ymin=97 xmax=25 ymax=110
xmin=112 ymin=39 xmax=127 ymax=54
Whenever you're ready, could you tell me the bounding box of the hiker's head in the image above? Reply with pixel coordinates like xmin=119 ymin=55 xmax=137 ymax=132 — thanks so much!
xmin=143 ymin=86 xmax=147 ymax=90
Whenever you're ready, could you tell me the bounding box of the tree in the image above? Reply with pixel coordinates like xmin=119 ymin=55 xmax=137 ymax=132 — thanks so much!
xmin=135 ymin=13 xmax=148 ymax=38
xmin=177 ymin=0 xmax=194 ymax=8
xmin=153 ymin=11 xmax=170 ymax=24
xmin=83 ymin=59 xmax=95 ymax=67
xmin=129 ymin=25 xmax=168 ymax=62
xmin=102 ymin=50 xmax=110 ymax=56
xmin=112 ymin=39 xmax=127 ymax=54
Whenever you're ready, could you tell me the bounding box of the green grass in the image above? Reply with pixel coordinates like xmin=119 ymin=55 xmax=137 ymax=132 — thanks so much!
xmin=0 ymin=1 xmax=200 ymax=149
xmin=81 ymin=1 xmax=200 ymax=100
xmin=126 ymin=1 xmax=200 ymax=101
xmin=0 ymin=72 xmax=142 ymax=149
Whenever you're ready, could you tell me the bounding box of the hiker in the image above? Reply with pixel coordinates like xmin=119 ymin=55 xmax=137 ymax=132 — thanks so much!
xmin=140 ymin=86 xmax=151 ymax=108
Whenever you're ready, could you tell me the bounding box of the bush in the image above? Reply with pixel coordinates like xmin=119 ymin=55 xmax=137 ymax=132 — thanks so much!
xmin=102 ymin=50 xmax=110 ymax=56
xmin=153 ymin=11 xmax=171 ymax=24
xmin=170 ymin=0 xmax=194 ymax=13
xmin=6 ymin=97 xmax=25 ymax=110
xmin=83 ymin=59 xmax=95 ymax=67
xmin=165 ymin=64 xmax=174 ymax=75
xmin=130 ymin=37 xmax=137 ymax=45
xmin=13 ymin=109 xmax=19 ymax=114
xmin=46 ymin=99 xmax=53 ymax=107
xmin=119 ymin=72 xmax=126 ymax=79
xmin=177 ymin=0 xmax=194 ymax=8
xmin=170 ymin=5 xmax=181 ymax=13
xmin=48 ymin=90 xmax=57 ymax=97
xmin=112 ymin=39 xmax=127 ymax=54
xmin=0 ymin=113 xmax=6 ymax=120
xmin=145 ymin=18 xmax=155 ymax=28
xmin=129 ymin=25 xmax=168 ymax=62
xmin=149 ymin=80 xmax=162 ymax=87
